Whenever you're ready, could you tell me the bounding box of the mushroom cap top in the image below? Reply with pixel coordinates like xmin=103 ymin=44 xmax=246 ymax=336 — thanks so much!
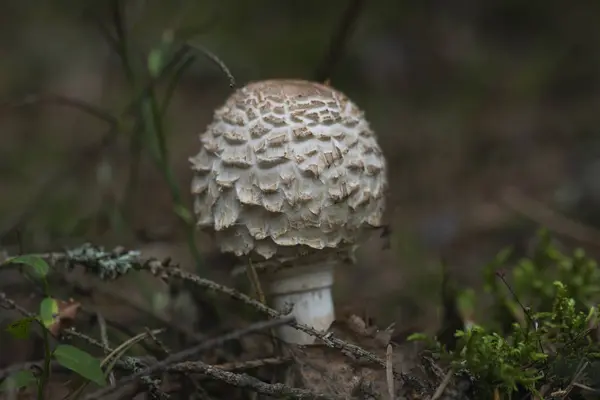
xmin=190 ymin=79 xmax=388 ymax=260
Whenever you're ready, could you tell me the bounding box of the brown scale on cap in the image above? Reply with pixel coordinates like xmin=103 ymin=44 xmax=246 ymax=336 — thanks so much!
xmin=190 ymin=79 xmax=388 ymax=260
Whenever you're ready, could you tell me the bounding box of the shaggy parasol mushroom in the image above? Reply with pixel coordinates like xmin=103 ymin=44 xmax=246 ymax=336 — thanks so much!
xmin=190 ymin=79 xmax=388 ymax=344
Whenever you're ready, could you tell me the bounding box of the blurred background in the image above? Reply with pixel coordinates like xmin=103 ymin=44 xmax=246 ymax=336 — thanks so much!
xmin=2 ymin=0 xmax=600 ymax=367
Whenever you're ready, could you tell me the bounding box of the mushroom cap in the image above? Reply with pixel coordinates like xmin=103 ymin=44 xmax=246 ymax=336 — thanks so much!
xmin=190 ymin=79 xmax=388 ymax=260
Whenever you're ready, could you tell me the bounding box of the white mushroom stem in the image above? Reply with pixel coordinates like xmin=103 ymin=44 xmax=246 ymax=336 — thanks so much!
xmin=265 ymin=260 xmax=336 ymax=345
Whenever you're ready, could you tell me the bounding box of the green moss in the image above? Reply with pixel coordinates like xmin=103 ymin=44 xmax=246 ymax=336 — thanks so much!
xmin=409 ymin=231 xmax=600 ymax=398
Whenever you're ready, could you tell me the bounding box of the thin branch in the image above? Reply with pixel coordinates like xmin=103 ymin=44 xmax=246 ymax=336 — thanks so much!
xmin=206 ymin=357 xmax=291 ymax=372
xmin=0 ymin=357 xmax=290 ymax=384
xmin=83 ymin=0 xmax=135 ymax=82
xmin=163 ymin=360 xmax=341 ymax=400
xmin=0 ymin=291 xmax=134 ymax=355
xmin=385 ymin=344 xmax=394 ymax=400
xmin=96 ymin=312 xmax=116 ymax=385
xmin=0 ymin=291 xmax=131 ymax=355
xmin=0 ymin=291 xmax=168 ymax=398
xmin=5 ymin=244 xmax=407 ymax=392
xmin=111 ymin=0 xmax=134 ymax=81
xmin=94 ymin=358 xmax=338 ymax=400
xmin=495 ymin=272 xmax=545 ymax=354
xmin=84 ymin=315 xmax=295 ymax=399
xmin=431 ymin=370 xmax=453 ymax=400
xmin=186 ymin=43 xmax=236 ymax=88
xmin=560 ymin=360 xmax=589 ymax=399
xmin=37 ymin=245 xmax=404 ymax=380
xmin=159 ymin=53 xmax=196 ymax=114
xmin=150 ymin=261 xmax=396 ymax=375
xmin=313 ymin=0 xmax=366 ymax=83
xmin=571 ymin=382 xmax=600 ymax=394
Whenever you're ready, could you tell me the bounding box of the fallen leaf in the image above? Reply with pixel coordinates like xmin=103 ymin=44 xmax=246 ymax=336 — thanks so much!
xmin=47 ymin=299 xmax=81 ymax=336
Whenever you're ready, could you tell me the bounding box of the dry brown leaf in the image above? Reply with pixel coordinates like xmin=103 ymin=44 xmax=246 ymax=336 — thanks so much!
xmin=48 ymin=298 xmax=81 ymax=336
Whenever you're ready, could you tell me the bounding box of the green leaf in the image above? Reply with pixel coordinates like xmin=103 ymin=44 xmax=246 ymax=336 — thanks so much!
xmin=457 ymin=288 xmax=476 ymax=318
xmin=406 ymin=333 xmax=428 ymax=341
xmin=53 ymin=345 xmax=107 ymax=387
xmin=530 ymin=352 xmax=548 ymax=361
xmin=39 ymin=297 xmax=59 ymax=329
xmin=0 ymin=370 xmax=37 ymax=392
xmin=5 ymin=255 xmax=50 ymax=278
xmin=173 ymin=204 xmax=193 ymax=225
xmin=454 ymin=330 xmax=466 ymax=338
xmin=147 ymin=30 xmax=175 ymax=78
xmin=147 ymin=48 xmax=164 ymax=77
xmin=5 ymin=317 xmax=36 ymax=339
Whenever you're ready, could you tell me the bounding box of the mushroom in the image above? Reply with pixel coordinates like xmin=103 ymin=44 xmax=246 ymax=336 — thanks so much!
xmin=190 ymin=79 xmax=388 ymax=344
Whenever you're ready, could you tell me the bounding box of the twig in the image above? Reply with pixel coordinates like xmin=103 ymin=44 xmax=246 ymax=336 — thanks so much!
xmin=159 ymin=53 xmax=196 ymax=115
xmin=495 ymin=273 xmax=538 ymax=330
xmin=0 ymin=291 xmax=168 ymax=398
xmin=70 ymin=329 xmax=165 ymax=399
xmin=385 ymin=344 xmax=394 ymax=400
xmin=572 ymin=382 xmax=600 ymax=394
xmin=0 ymin=291 xmax=37 ymax=318
xmin=150 ymin=261 xmax=396 ymax=376
xmin=142 ymin=326 xmax=213 ymax=400
xmin=163 ymin=360 xmax=341 ymax=400
xmin=0 ymin=360 xmax=114 ymax=383
xmin=84 ymin=315 xmax=295 ymax=399
xmin=44 ymin=274 xmax=182 ymax=354
xmin=42 ymin=244 xmax=401 ymax=377
xmin=110 ymin=0 xmax=134 ymax=82
xmin=313 ymin=0 xmax=366 ymax=83
xmin=245 ymin=260 xmax=266 ymax=305
xmin=186 ymin=43 xmax=236 ymax=88
xmin=205 ymin=357 xmax=291 ymax=372
xmin=0 ymin=354 xmax=154 ymax=381
xmin=560 ymin=360 xmax=589 ymax=399
xmin=169 ymin=358 xmax=289 ymax=399
xmin=431 ymin=370 xmax=453 ymax=400
xmin=96 ymin=312 xmax=116 ymax=385
xmin=495 ymin=272 xmax=545 ymax=354
xmin=63 ymin=328 xmax=168 ymax=400
xmin=62 ymin=327 xmax=113 ymax=353
xmin=0 ymin=357 xmax=291 ymax=384
xmin=14 ymin=245 xmax=406 ymax=381
xmin=244 ymin=259 xmax=282 ymax=357
xmin=144 ymin=327 xmax=171 ymax=355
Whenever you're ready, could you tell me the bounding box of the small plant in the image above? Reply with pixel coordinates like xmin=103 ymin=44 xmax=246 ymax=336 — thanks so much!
xmin=1 ymin=255 xmax=107 ymax=398
xmin=410 ymin=232 xmax=600 ymax=398
xmin=484 ymin=229 xmax=600 ymax=332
